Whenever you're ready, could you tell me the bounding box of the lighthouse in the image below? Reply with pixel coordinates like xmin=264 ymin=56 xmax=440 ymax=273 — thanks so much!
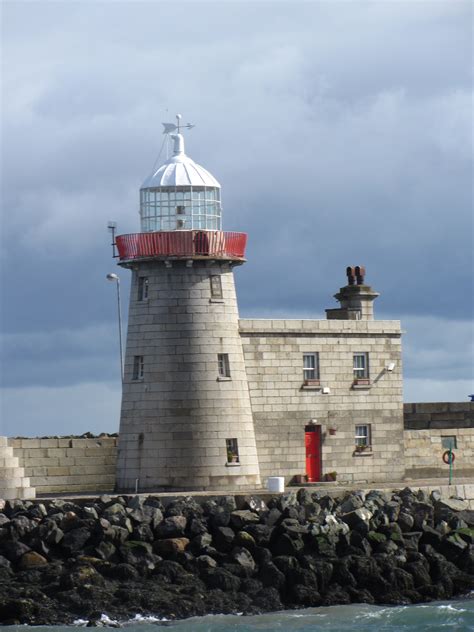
xmin=115 ymin=116 xmax=261 ymax=492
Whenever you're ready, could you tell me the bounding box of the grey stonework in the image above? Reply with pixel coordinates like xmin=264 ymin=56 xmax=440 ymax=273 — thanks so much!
xmin=239 ymin=319 xmax=404 ymax=485
xmin=404 ymin=402 xmax=474 ymax=429
xmin=116 ymin=259 xmax=261 ymax=492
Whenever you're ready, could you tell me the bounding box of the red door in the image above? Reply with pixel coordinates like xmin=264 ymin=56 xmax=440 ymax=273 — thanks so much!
xmin=305 ymin=426 xmax=321 ymax=482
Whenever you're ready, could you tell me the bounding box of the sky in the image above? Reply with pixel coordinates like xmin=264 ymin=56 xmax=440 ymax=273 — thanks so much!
xmin=1 ymin=1 xmax=472 ymax=437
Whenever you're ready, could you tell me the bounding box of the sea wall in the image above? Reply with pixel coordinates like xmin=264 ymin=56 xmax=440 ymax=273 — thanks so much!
xmin=7 ymin=436 xmax=117 ymax=494
xmin=0 ymin=488 xmax=472 ymax=625
xmin=404 ymin=403 xmax=474 ymax=479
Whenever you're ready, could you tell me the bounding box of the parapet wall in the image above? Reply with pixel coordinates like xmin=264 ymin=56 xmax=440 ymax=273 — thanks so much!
xmin=403 ymin=402 xmax=474 ymax=479
xmin=8 ymin=436 xmax=118 ymax=494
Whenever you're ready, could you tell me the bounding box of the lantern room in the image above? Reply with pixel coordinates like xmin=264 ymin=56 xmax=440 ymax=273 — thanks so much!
xmin=140 ymin=133 xmax=222 ymax=232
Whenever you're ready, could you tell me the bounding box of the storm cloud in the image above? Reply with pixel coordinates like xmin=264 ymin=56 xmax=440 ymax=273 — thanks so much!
xmin=1 ymin=1 xmax=472 ymax=436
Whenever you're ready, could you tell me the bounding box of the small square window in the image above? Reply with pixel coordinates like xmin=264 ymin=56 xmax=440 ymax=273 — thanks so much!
xmin=218 ymin=353 xmax=231 ymax=378
xmin=355 ymin=424 xmax=371 ymax=448
xmin=226 ymin=438 xmax=240 ymax=464
xmin=176 ymin=205 xmax=186 ymax=215
xmin=132 ymin=355 xmax=144 ymax=380
xmin=303 ymin=353 xmax=319 ymax=382
xmin=210 ymin=275 xmax=223 ymax=299
xmin=137 ymin=277 xmax=149 ymax=301
xmin=441 ymin=436 xmax=457 ymax=450
xmin=353 ymin=353 xmax=369 ymax=380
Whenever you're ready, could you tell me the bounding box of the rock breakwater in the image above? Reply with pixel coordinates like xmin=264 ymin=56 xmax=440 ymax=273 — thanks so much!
xmin=0 ymin=488 xmax=473 ymax=625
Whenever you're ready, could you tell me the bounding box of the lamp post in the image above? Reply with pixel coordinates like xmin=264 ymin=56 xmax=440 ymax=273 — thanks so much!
xmin=106 ymin=273 xmax=124 ymax=381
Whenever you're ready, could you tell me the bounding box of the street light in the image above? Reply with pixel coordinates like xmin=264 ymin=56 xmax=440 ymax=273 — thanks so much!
xmin=106 ymin=273 xmax=124 ymax=381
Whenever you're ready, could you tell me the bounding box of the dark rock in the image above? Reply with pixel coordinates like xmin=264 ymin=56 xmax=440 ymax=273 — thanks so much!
xmin=412 ymin=502 xmax=434 ymax=529
xmin=230 ymin=510 xmax=260 ymax=530
xmin=290 ymin=584 xmax=322 ymax=606
xmin=234 ymin=530 xmax=256 ymax=552
xmin=259 ymin=561 xmax=285 ymax=590
xmin=155 ymin=515 xmax=187 ymax=538
xmin=321 ymin=584 xmax=351 ymax=606
xmin=61 ymin=527 xmax=92 ymax=554
xmin=244 ymin=524 xmax=272 ymax=546
xmin=212 ymin=526 xmax=235 ymax=551
xmin=238 ymin=496 xmax=268 ymax=514
xmin=201 ymin=568 xmax=240 ymax=592
xmin=272 ymin=533 xmax=303 ymax=556
xmin=196 ymin=555 xmax=217 ymax=569
xmin=131 ymin=524 xmax=154 ymax=542
xmin=230 ymin=547 xmax=256 ymax=573
xmin=339 ymin=493 xmax=364 ymax=514
xmin=0 ymin=540 xmax=31 ymax=562
xmin=398 ymin=511 xmax=415 ymax=532
xmin=153 ymin=537 xmax=190 ymax=556
xmin=208 ymin=506 xmax=231 ymax=529
xmin=18 ymin=552 xmax=48 ymax=570
xmin=251 ymin=586 xmax=283 ymax=612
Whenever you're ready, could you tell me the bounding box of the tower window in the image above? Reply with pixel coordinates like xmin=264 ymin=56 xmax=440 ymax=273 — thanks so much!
xmin=355 ymin=424 xmax=371 ymax=448
xmin=353 ymin=353 xmax=369 ymax=380
xmin=226 ymin=438 xmax=240 ymax=464
xmin=176 ymin=205 xmax=186 ymax=214
xmin=218 ymin=353 xmax=231 ymax=379
xmin=137 ymin=277 xmax=149 ymax=301
xmin=132 ymin=356 xmax=144 ymax=380
xmin=303 ymin=353 xmax=319 ymax=382
xmin=210 ymin=275 xmax=223 ymax=299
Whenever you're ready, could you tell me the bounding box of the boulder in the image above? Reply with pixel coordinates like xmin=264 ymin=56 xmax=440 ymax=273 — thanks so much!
xmin=154 ymin=515 xmax=187 ymax=538
xmin=229 ymin=510 xmax=260 ymax=530
xmin=18 ymin=551 xmax=48 ymax=570
xmin=153 ymin=537 xmax=189 ymax=556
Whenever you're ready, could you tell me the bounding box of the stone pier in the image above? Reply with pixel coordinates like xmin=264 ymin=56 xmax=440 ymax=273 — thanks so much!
xmin=0 ymin=437 xmax=35 ymax=500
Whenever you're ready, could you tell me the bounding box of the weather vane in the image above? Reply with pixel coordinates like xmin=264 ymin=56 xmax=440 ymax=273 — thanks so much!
xmin=162 ymin=113 xmax=195 ymax=135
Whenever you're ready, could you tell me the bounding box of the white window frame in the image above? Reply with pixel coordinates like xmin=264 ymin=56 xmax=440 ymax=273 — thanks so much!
xmin=355 ymin=424 xmax=371 ymax=447
xmin=353 ymin=352 xmax=369 ymax=380
xmin=132 ymin=355 xmax=144 ymax=380
xmin=217 ymin=353 xmax=231 ymax=379
xmin=303 ymin=352 xmax=320 ymax=382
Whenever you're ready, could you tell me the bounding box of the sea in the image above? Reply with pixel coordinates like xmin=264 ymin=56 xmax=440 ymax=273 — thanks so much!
xmin=7 ymin=597 xmax=474 ymax=632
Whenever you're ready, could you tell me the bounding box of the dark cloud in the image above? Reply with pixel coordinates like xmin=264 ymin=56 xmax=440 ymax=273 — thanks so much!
xmin=1 ymin=1 xmax=472 ymax=434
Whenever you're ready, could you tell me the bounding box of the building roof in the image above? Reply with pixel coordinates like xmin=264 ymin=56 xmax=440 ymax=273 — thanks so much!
xmin=141 ymin=133 xmax=220 ymax=189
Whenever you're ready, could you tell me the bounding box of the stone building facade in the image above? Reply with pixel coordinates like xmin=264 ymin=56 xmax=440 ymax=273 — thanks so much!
xmin=241 ymin=315 xmax=404 ymax=485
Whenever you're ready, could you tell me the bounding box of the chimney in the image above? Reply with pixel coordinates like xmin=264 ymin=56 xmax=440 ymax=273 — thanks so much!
xmin=326 ymin=266 xmax=380 ymax=321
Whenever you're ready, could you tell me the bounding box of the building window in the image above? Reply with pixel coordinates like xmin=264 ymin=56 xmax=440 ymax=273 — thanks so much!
xmin=441 ymin=436 xmax=457 ymax=450
xmin=303 ymin=353 xmax=320 ymax=382
xmin=355 ymin=424 xmax=371 ymax=449
xmin=226 ymin=438 xmax=240 ymax=464
xmin=137 ymin=277 xmax=149 ymax=301
xmin=210 ymin=275 xmax=223 ymax=299
xmin=353 ymin=352 xmax=369 ymax=380
xmin=218 ymin=353 xmax=231 ymax=378
xmin=132 ymin=356 xmax=144 ymax=380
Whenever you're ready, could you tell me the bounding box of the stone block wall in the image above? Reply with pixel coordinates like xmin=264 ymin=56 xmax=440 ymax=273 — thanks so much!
xmin=8 ymin=437 xmax=118 ymax=494
xmin=404 ymin=402 xmax=474 ymax=479
xmin=240 ymin=319 xmax=404 ymax=486
xmin=116 ymin=260 xmax=261 ymax=492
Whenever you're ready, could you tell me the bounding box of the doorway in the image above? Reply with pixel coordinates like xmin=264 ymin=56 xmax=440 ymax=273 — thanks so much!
xmin=305 ymin=425 xmax=322 ymax=482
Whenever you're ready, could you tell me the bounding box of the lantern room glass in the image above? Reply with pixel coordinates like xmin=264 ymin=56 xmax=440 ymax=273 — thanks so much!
xmin=140 ymin=186 xmax=222 ymax=232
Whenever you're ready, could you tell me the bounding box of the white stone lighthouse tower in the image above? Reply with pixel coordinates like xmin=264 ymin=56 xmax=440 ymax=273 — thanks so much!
xmin=115 ymin=116 xmax=261 ymax=492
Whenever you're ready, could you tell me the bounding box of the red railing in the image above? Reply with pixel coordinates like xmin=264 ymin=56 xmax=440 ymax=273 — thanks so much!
xmin=116 ymin=230 xmax=247 ymax=261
